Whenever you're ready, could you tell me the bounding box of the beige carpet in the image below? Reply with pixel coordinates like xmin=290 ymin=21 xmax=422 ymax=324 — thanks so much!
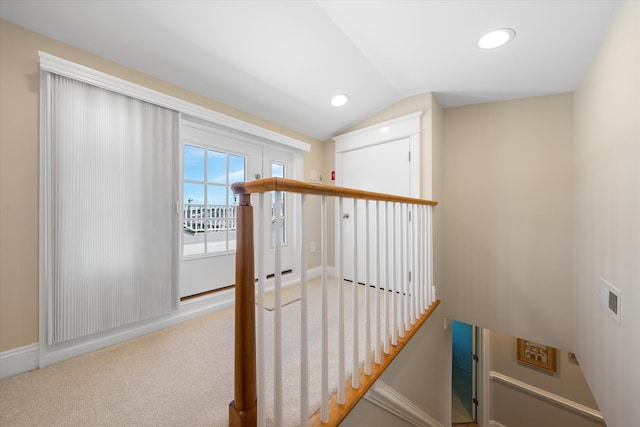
xmin=0 ymin=277 xmax=381 ymax=426
xmin=259 ymin=284 xmax=301 ymax=311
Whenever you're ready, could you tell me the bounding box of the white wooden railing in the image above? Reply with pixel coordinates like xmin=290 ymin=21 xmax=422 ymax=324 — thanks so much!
xmin=183 ymin=203 xmax=238 ymax=233
xmin=229 ymin=178 xmax=439 ymax=427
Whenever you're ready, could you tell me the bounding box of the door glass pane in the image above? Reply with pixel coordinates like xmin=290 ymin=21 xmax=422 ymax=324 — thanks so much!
xmin=229 ymin=154 xmax=246 ymax=184
xmin=183 ymin=183 xmax=205 ymax=256
xmin=184 ymin=145 xmax=205 ymax=181
xmin=207 ymin=185 xmax=227 ymax=254
xmin=207 ymin=150 xmax=226 ymax=184
xmin=272 ymin=163 xmax=284 ymax=178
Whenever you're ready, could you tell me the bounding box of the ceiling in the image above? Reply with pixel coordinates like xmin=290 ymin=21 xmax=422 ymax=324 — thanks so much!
xmin=0 ymin=0 xmax=618 ymax=141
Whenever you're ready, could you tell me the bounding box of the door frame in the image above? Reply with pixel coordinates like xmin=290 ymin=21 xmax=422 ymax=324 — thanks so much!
xmin=333 ymin=111 xmax=423 ymax=283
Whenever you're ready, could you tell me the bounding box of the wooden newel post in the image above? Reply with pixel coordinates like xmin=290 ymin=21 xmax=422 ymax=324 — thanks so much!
xmin=229 ymin=193 xmax=257 ymax=427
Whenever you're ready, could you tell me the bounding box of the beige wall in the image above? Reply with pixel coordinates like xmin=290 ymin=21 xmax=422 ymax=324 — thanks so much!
xmin=0 ymin=20 xmax=324 ymax=352
xmin=491 ymin=382 xmax=603 ymax=427
xmin=573 ymin=2 xmax=640 ymax=426
xmin=442 ymin=93 xmax=574 ymax=351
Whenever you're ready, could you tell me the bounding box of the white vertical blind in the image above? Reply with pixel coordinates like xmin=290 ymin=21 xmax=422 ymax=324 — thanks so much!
xmin=44 ymin=73 xmax=176 ymax=345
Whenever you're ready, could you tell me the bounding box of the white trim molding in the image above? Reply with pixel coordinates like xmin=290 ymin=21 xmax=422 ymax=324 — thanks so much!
xmin=489 ymin=420 xmax=508 ymax=427
xmin=0 ymin=343 xmax=39 ymax=380
xmin=364 ymin=380 xmax=444 ymax=427
xmin=333 ymin=111 xmax=423 ymax=153
xmin=38 ymin=52 xmax=310 ymax=153
xmin=489 ymin=370 xmax=605 ymax=423
xmin=479 ymin=328 xmax=491 ymax=427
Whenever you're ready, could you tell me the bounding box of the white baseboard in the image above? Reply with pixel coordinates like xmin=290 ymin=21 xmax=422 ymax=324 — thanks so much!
xmin=5 ymin=266 xmax=336 ymax=378
xmin=489 ymin=420 xmax=508 ymax=427
xmin=489 ymin=370 xmax=604 ymax=423
xmin=306 ymin=265 xmax=335 ymax=280
xmin=364 ymin=380 xmax=444 ymax=427
xmin=0 ymin=343 xmax=39 ymax=380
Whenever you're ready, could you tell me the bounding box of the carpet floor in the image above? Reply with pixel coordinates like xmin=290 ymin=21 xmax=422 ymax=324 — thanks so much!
xmin=1 ymin=277 xmax=381 ymax=426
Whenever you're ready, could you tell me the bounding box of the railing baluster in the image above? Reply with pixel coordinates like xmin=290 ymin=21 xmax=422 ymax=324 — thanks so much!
xmin=428 ymin=205 xmax=434 ymax=306
xmin=417 ymin=204 xmax=423 ymax=317
xmin=411 ymin=204 xmax=417 ymax=324
xmin=384 ymin=201 xmax=390 ymax=355
xmin=422 ymin=205 xmax=428 ymax=312
xmin=300 ymin=194 xmax=309 ymax=426
xmin=375 ymin=200 xmax=381 ymax=364
xmin=257 ymin=194 xmax=266 ymax=427
xmin=320 ymin=195 xmax=329 ymax=423
xmin=391 ymin=202 xmax=398 ymax=346
xmin=274 ymin=190 xmax=283 ymax=426
xmin=352 ymin=199 xmax=360 ymax=389
xmin=364 ymin=200 xmax=371 ymax=375
xmin=399 ymin=203 xmax=406 ymax=337
xmin=337 ymin=196 xmax=345 ymax=405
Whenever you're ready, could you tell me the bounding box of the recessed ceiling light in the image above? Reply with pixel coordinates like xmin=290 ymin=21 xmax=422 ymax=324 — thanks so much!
xmin=478 ymin=28 xmax=515 ymax=49
xmin=331 ymin=94 xmax=350 ymax=107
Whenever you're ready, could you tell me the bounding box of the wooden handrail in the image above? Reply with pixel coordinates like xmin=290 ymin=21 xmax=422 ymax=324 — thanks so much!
xmin=231 ymin=178 xmax=438 ymax=206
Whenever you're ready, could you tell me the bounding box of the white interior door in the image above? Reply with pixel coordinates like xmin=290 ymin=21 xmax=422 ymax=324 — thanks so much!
xmin=340 ymin=137 xmax=414 ymax=284
xmin=179 ymin=120 xmax=262 ymax=298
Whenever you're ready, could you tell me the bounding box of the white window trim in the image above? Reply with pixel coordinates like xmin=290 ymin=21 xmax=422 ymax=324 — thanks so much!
xmin=38 ymin=51 xmax=311 ymax=153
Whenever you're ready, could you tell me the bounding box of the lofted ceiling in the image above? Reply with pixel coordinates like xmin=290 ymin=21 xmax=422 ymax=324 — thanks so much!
xmin=0 ymin=0 xmax=618 ymax=141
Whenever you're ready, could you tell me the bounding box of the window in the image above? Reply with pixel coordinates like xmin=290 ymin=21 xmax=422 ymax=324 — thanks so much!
xmin=182 ymin=144 xmax=246 ymax=256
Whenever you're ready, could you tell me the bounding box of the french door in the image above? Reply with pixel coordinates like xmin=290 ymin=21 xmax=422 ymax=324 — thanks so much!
xmin=179 ymin=120 xmax=262 ymax=298
xmin=179 ymin=119 xmax=299 ymax=298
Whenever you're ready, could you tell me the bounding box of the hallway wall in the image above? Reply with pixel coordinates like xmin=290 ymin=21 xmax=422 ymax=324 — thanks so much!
xmin=441 ymin=93 xmax=574 ymax=350
xmin=573 ymin=2 xmax=640 ymax=425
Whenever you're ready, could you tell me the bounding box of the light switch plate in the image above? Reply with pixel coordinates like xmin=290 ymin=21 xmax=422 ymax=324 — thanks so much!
xmin=599 ymin=278 xmax=622 ymax=325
